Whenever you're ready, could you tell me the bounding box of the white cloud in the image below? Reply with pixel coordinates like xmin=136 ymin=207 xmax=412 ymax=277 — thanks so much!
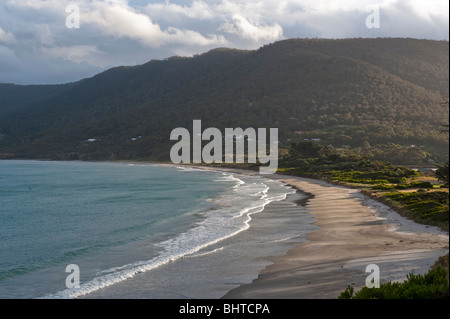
xmin=145 ymin=0 xmax=285 ymax=43
xmin=41 ymin=45 xmax=106 ymax=66
xmin=144 ymin=0 xmax=215 ymax=21
xmin=221 ymin=14 xmax=283 ymax=42
xmin=0 ymin=27 xmax=15 ymax=44
xmin=83 ymin=0 xmax=225 ymax=47
xmin=393 ymin=0 xmax=449 ymax=22
xmin=84 ymin=1 xmax=167 ymax=47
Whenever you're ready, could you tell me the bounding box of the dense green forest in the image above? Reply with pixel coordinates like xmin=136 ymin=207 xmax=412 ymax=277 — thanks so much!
xmin=0 ymin=83 xmax=77 ymax=117
xmin=0 ymin=38 xmax=448 ymax=164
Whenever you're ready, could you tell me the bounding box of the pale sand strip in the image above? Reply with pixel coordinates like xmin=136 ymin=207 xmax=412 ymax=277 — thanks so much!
xmin=167 ymin=165 xmax=448 ymax=299
xmin=226 ymin=174 xmax=448 ymax=298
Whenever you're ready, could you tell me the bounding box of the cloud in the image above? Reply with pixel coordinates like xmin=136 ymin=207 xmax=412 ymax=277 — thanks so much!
xmin=84 ymin=2 xmax=167 ymax=47
xmin=247 ymin=0 xmax=449 ymax=39
xmin=82 ymin=0 xmax=226 ymax=48
xmin=0 ymin=43 xmax=103 ymax=85
xmin=144 ymin=0 xmax=215 ymax=22
xmin=0 ymin=0 xmax=448 ymax=85
xmin=220 ymin=14 xmax=283 ymax=42
xmin=144 ymin=0 xmax=286 ymax=46
xmin=0 ymin=27 xmax=16 ymax=44
xmin=379 ymin=0 xmax=449 ymax=39
xmin=41 ymin=45 xmax=106 ymax=66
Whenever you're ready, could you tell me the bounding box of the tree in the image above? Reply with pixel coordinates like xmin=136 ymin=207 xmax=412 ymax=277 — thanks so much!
xmin=435 ymin=162 xmax=449 ymax=186
xmin=437 ymin=98 xmax=449 ymax=186
xmin=441 ymin=98 xmax=449 ymax=133
xmin=288 ymin=141 xmax=322 ymax=159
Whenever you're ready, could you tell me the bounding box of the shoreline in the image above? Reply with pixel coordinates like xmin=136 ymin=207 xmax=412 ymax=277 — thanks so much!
xmin=2 ymin=159 xmax=448 ymax=298
xmin=170 ymin=164 xmax=448 ymax=299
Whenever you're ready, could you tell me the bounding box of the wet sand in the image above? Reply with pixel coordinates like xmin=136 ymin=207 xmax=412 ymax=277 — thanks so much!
xmin=175 ymin=165 xmax=448 ymax=299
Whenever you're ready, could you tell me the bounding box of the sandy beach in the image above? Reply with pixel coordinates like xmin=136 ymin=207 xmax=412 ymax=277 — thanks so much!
xmin=178 ymin=165 xmax=449 ymax=299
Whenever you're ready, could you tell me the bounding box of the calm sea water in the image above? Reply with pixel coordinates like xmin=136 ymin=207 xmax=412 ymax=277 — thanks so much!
xmin=0 ymin=160 xmax=316 ymax=299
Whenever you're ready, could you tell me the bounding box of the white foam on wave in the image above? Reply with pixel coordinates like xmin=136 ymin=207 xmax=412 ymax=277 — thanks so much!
xmin=269 ymin=234 xmax=302 ymax=243
xmin=185 ymin=246 xmax=224 ymax=258
xmin=213 ymin=173 xmax=245 ymax=184
xmin=224 ymin=173 xmax=246 ymax=188
xmin=42 ymin=171 xmax=295 ymax=299
xmin=175 ymin=166 xmax=208 ymax=172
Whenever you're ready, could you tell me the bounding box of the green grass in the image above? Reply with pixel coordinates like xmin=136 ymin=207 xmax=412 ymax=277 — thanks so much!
xmin=381 ymin=191 xmax=449 ymax=231
xmin=372 ymin=181 xmax=435 ymax=190
xmin=325 ymin=170 xmax=414 ymax=184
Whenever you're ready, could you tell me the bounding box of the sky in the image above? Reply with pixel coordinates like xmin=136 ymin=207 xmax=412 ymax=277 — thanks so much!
xmin=0 ymin=0 xmax=448 ymax=85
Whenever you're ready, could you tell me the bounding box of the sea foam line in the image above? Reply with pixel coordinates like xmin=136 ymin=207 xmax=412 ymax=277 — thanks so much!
xmin=43 ymin=171 xmax=294 ymax=299
xmin=185 ymin=246 xmax=225 ymax=258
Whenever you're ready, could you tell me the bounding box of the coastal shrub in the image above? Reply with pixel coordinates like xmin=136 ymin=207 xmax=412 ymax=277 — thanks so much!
xmin=384 ymin=191 xmax=448 ymax=211
xmin=381 ymin=191 xmax=449 ymax=231
xmin=432 ymin=254 xmax=449 ymax=282
xmin=407 ymin=181 xmax=434 ymax=189
xmin=325 ymin=169 xmax=415 ymax=185
xmin=374 ymin=181 xmax=435 ymax=190
xmin=338 ymin=267 xmax=449 ymax=299
xmin=388 ymin=177 xmax=408 ymax=184
xmin=435 ymin=162 xmax=449 ymax=186
xmin=372 ymin=184 xmax=396 ymax=190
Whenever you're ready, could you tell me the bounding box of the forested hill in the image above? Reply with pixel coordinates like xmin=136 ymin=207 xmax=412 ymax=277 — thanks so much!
xmin=0 ymin=38 xmax=448 ymax=163
xmin=0 ymin=83 xmax=77 ymax=116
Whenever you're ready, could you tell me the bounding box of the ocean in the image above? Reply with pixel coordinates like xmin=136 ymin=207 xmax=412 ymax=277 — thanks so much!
xmin=0 ymin=160 xmax=316 ymax=299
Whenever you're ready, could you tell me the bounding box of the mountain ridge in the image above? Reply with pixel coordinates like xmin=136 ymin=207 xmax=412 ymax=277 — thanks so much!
xmin=0 ymin=38 xmax=448 ymax=163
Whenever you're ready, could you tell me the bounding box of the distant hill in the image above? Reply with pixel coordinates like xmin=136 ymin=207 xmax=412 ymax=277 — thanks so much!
xmin=0 ymin=83 xmax=76 ymax=116
xmin=0 ymin=38 xmax=448 ymax=164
